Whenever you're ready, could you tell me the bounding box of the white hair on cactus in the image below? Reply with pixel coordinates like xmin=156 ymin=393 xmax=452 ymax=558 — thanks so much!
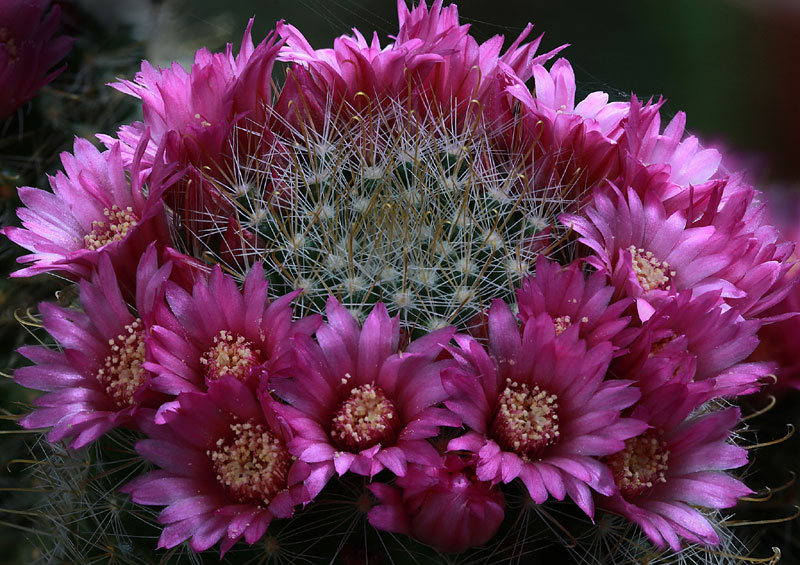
xmin=194 ymin=95 xmax=578 ymax=332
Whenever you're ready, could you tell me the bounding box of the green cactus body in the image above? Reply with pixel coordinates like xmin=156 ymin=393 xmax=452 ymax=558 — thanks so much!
xmin=210 ymin=105 xmax=574 ymax=333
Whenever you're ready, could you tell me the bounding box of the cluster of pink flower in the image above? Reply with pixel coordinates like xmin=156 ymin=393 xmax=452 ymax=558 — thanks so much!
xmin=5 ymin=0 xmax=797 ymax=557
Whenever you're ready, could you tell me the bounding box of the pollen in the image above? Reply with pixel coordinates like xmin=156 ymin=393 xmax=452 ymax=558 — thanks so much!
xmin=208 ymin=420 xmax=291 ymax=506
xmin=83 ymin=205 xmax=139 ymax=251
xmin=490 ymin=379 xmax=560 ymax=461
xmin=200 ymin=330 xmax=262 ymax=382
xmin=96 ymin=319 xmax=147 ymax=408
xmin=605 ymin=432 xmax=669 ymax=498
xmin=330 ymin=383 xmax=400 ymax=452
xmin=554 ymin=315 xmax=572 ymax=335
xmin=629 ymin=246 xmax=675 ymax=292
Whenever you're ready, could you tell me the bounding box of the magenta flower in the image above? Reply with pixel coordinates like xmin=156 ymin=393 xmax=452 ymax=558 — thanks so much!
xmin=621 ymin=97 xmax=722 ymax=191
xmin=613 ymin=100 xmax=798 ymax=320
xmin=15 ymin=246 xmax=171 ymax=448
xmin=707 ymin=176 xmax=799 ymax=320
xmin=497 ymin=58 xmax=630 ymax=206
xmin=3 ymin=136 xmax=175 ymax=282
xmin=745 ymin=190 xmax=800 ymax=389
xmin=561 ymin=184 xmax=744 ymax=321
xmin=367 ymin=454 xmax=505 ymax=553
xmin=507 ymin=57 xmax=629 ymax=141
xmin=751 ymin=286 xmax=800 ymax=390
xmin=444 ymin=299 xmax=646 ymax=517
xmin=0 ymin=0 xmax=73 ymax=120
xmin=271 ymin=298 xmax=458 ymax=485
xmin=277 ymin=0 xmax=562 ymax=125
xmin=105 ymin=22 xmax=283 ymax=236
xmin=144 ymin=262 xmax=319 ymax=397
xmin=122 ymin=376 xmax=318 ymax=554
xmin=516 ymin=257 xmax=632 ymax=350
xmin=612 ymin=289 xmax=772 ymax=399
xmin=107 ymin=21 xmax=281 ymax=168
xmin=598 ymin=392 xmax=752 ymax=551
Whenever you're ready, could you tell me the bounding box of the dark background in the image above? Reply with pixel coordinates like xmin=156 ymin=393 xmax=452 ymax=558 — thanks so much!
xmin=118 ymin=0 xmax=800 ymax=183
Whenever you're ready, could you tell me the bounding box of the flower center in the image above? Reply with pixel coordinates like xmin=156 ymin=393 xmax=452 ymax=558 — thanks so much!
xmin=209 ymin=420 xmax=291 ymax=506
xmin=330 ymin=383 xmax=400 ymax=452
xmin=628 ymin=246 xmax=674 ymax=292
xmin=554 ymin=315 xmax=571 ymax=335
xmin=83 ymin=205 xmax=139 ymax=251
xmin=605 ymin=432 xmax=669 ymax=498
xmin=96 ymin=319 xmax=147 ymax=408
xmin=200 ymin=330 xmax=262 ymax=382
xmin=490 ymin=379 xmax=560 ymax=460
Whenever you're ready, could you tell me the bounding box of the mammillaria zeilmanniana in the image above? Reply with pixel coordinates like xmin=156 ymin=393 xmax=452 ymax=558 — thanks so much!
xmin=5 ymin=1 xmax=794 ymax=560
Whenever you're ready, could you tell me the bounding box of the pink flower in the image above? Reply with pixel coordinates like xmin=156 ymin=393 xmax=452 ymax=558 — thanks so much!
xmin=144 ymin=262 xmax=319 ymax=397
xmin=277 ymin=5 xmax=623 ymax=221
xmin=15 ymin=246 xmax=171 ymax=448
xmin=104 ymin=22 xmax=283 ymax=236
xmin=122 ymin=376 xmax=318 ymax=554
xmin=612 ymin=290 xmax=771 ymax=399
xmin=367 ymin=454 xmax=505 ymax=553
xmin=561 ymin=184 xmax=744 ymax=321
xmin=516 ymin=257 xmax=633 ymax=350
xmin=747 ymin=189 xmax=800 ymax=389
xmin=621 ymin=97 xmax=722 ymax=191
xmin=0 ymin=0 xmax=73 ymax=120
xmin=508 ymin=57 xmax=629 ymax=140
xmin=107 ymin=21 xmax=281 ymax=168
xmin=444 ymin=299 xmax=646 ymax=518
xmin=598 ymin=392 xmax=752 ymax=551
xmin=499 ymin=58 xmax=629 ymax=206
xmin=706 ymin=176 xmax=798 ymax=319
xmin=611 ymin=99 xmax=732 ymax=226
xmin=277 ymin=0 xmax=562 ymax=124
xmin=3 ymin=135 xmax=176 ymax=282
xmin=613 ymin=99 xmax=798 ymax=320
xmin=751 ymin=289 xmax=800 ymax=390
xmin=271 ymin=298 xmax=458 ymax=485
